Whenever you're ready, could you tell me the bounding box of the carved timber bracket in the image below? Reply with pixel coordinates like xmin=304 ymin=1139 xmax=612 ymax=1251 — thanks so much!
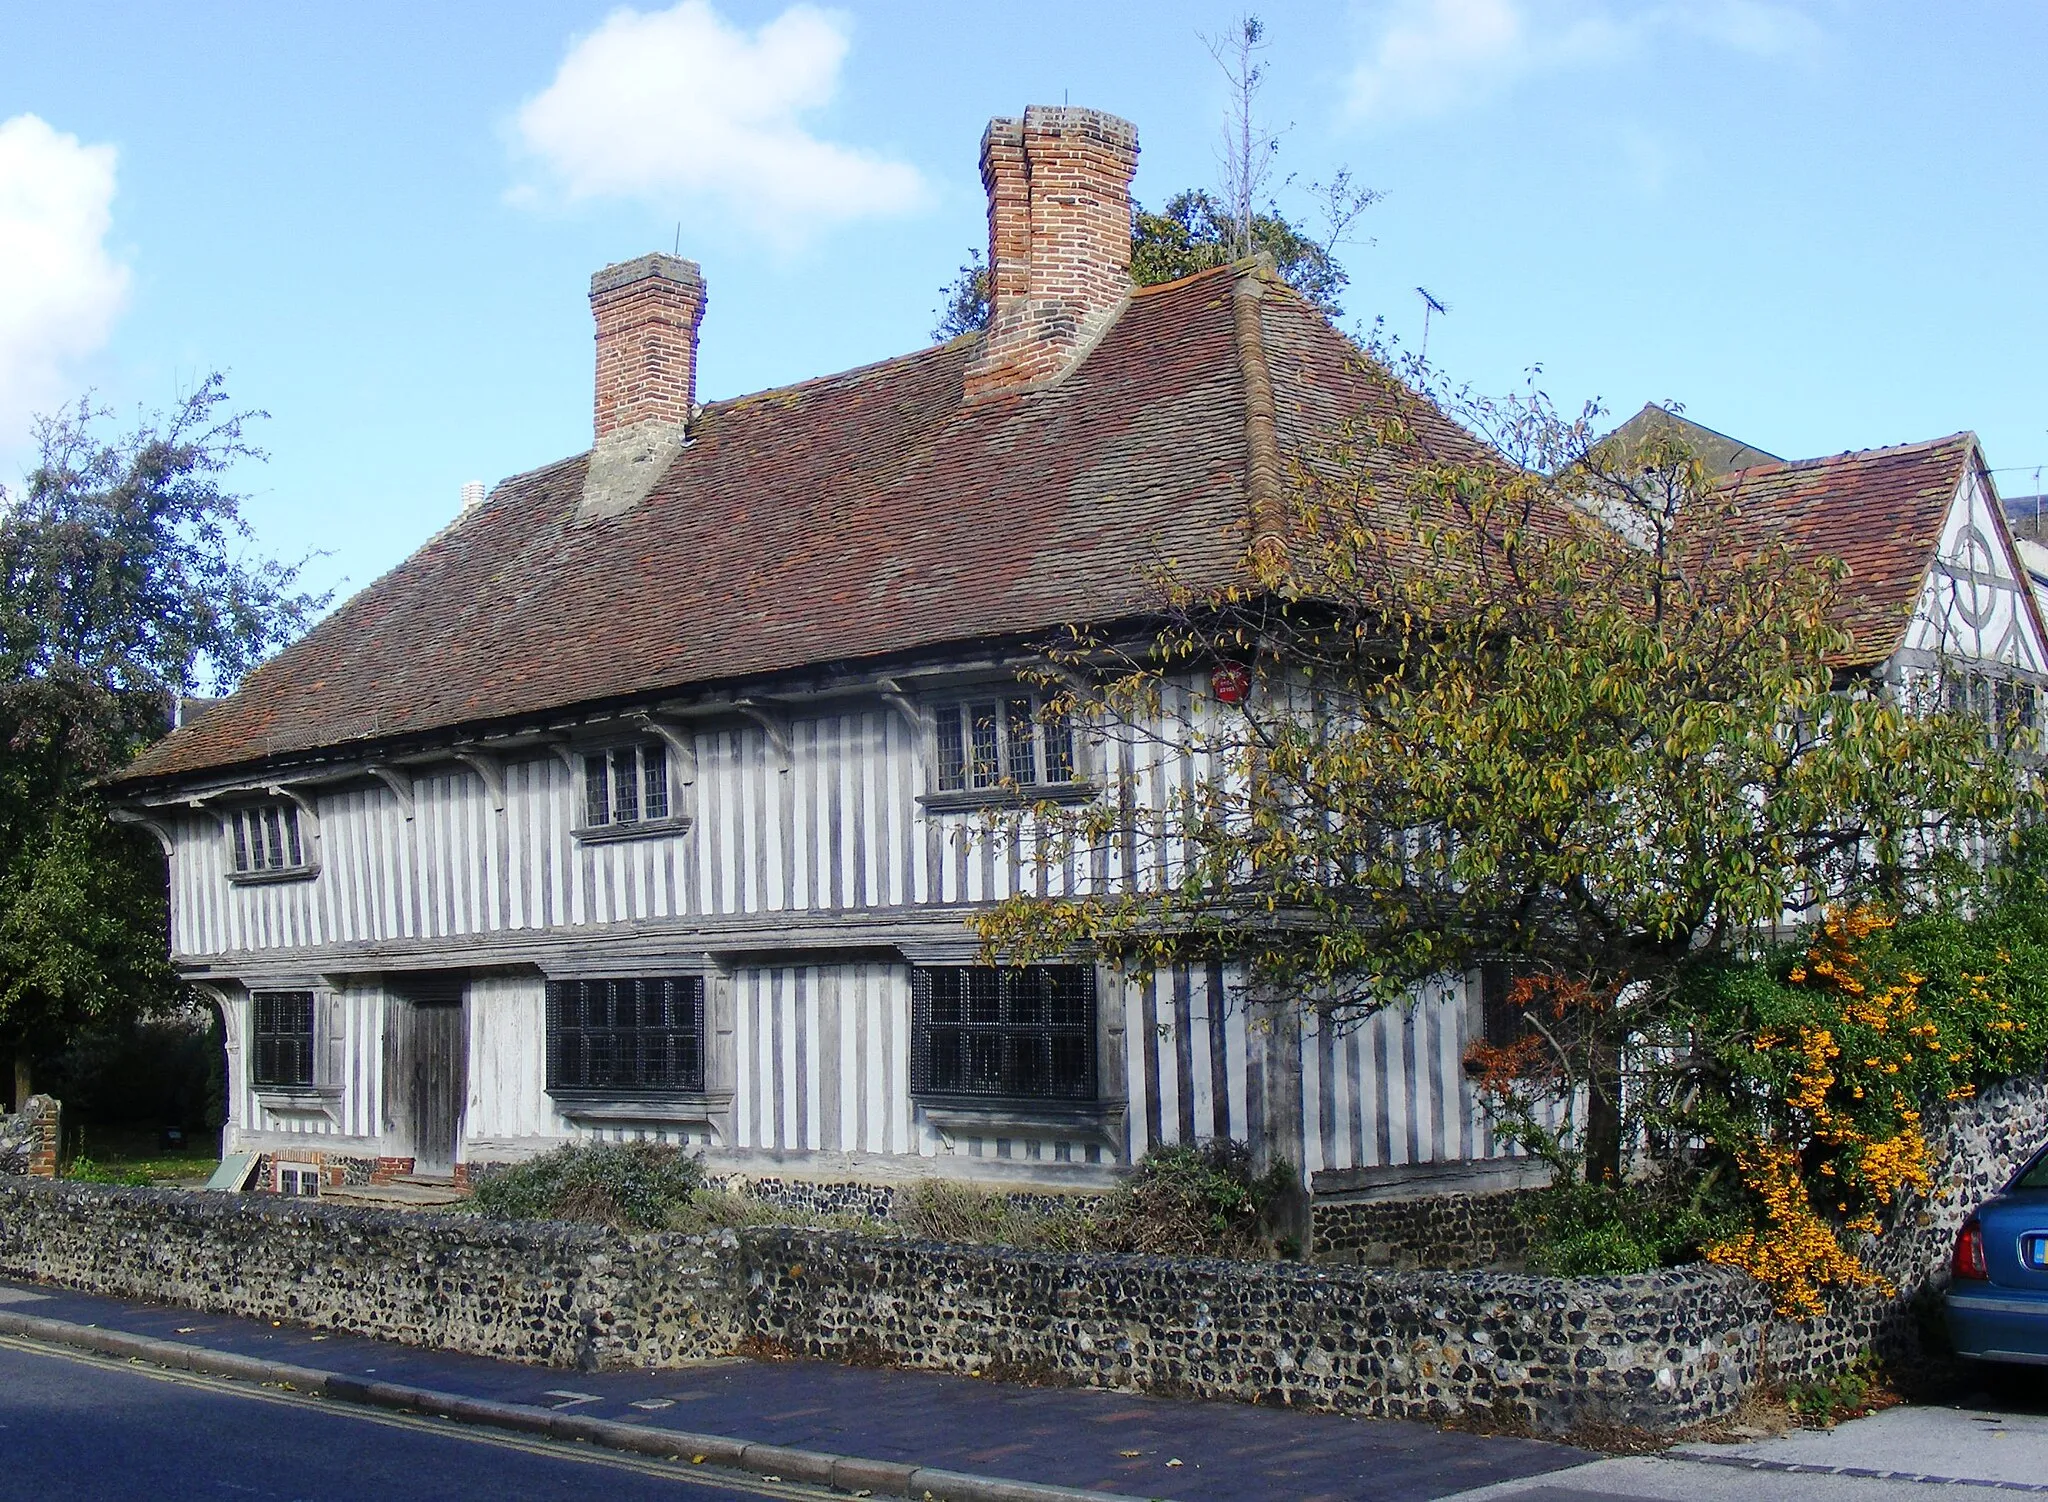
xmin=631 ymin=714 xmax=700 ymax=786
xmin=367 ymin=764 xmax=417 ymax=820
xmin=730 ymin=698 xmax=792 ymax=772
xmin=874 ymin=678 xmax=926 ymax=740
xmin=452 ymin=749 xmax=508 ymax=812
xmin=108 ymin=807 xmax=176 ymax=855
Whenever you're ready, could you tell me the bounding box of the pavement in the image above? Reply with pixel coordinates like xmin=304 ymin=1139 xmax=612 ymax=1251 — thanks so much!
xmin=0 ymin=1276 xmax=1589 ymax=1502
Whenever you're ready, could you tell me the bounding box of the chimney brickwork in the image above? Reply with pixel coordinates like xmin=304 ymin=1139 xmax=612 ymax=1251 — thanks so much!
xmin=590 ymin=253 xmax=706 ymax=441
xmin=963 ymin=106 xmax=1139 ymax=400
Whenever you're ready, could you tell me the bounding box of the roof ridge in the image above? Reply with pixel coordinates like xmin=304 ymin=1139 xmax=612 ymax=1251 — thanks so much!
xmin=703 ymin=335 xmax=969 ymax=418
xmin=1735 ymin=431 xmax=1975 ymax=477
xmin=1130 ymin=261 xmax=1244 ymax=300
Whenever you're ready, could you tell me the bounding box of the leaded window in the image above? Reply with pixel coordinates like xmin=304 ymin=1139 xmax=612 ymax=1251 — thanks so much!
xmin=252 ymin=990 xmax=315 ymax=1088
xmin=583 ymin=742 xmax=670 ymax=827
xmin=910 ymin=966 xmax=1096 ymax=1101
xmin=933 ymin=695 xmax=1074 ymax=793
xmin=546 ymin=977 xmax=705 ymax=1094
xmin=230 ymin=802 xmax=308 ymax=874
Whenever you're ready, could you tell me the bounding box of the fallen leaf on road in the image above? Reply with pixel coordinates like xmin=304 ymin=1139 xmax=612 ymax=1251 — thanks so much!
xmin=1167 ymin=1459 xmax=1184 ymax=1467
xmin=1118 ymin=1450 xmax=1143 ymax=1457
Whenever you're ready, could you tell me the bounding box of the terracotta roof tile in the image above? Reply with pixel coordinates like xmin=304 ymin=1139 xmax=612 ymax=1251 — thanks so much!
xmin=1705 ymin=436 xmax=1979 ymax=665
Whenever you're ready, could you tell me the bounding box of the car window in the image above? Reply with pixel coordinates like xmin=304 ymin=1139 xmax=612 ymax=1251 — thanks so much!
xmin=2017 ymin=1148 xmax=2048 ymax=1191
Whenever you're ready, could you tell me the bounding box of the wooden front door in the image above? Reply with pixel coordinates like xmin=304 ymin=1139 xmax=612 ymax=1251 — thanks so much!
xmin=383 ymin=978 xmax=467 ymax=1177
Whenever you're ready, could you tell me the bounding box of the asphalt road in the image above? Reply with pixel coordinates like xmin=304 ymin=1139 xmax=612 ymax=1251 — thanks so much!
xmin=0 ymin=1336 xmax=828 ymax=1502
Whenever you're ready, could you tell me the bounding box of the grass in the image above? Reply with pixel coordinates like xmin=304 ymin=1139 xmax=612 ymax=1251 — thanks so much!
xmin=63 ymin=1124 xmax=220 ymax=1186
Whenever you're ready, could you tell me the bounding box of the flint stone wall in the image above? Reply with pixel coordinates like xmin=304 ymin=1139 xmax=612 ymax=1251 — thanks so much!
xmin=1314 ymin=1188 xmax=1540 ymax=1271
xmin=0 ymin=1179 xmax=739 ymax=1369
xmin=0 ymin=1066 xmax=2038 ymax=1433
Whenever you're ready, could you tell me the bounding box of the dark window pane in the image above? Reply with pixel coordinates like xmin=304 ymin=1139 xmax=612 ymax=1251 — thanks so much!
xmin=643 ymin=743 xmax=669 ymax=820
xmin=1042 ymin=707 xmax=1073 ymax=782
xmin=1005 ymin=698 xmax=1036 ymax=783
xmin=910 ymin=966 xmax=1095 ymax=1101
xmin=969 ymin=702 xmax=1001 ymax=790
xmin=545 ymin=977 xmax=705 ymax=1094
xmin=584 ymin=755 xmax=610 ymax=827
xmin=232 ymin=812 xmax=250 ymax=872
xmin=261 ymin=807 xmax=283 ymax=868
xmin=611 ymin=749 xmax=640 ymax=823
xmin=283 ymin=806 xmax=303 ymax=866
xmin=252 ymin=990 xmax=315 ymax=1087
xmin=936 ymin=708 xmax=966 ymax=792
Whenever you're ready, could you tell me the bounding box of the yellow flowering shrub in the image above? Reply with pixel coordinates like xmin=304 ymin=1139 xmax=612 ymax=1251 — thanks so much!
xmin=1699 ymin=900 xmax=2046 ymax=1315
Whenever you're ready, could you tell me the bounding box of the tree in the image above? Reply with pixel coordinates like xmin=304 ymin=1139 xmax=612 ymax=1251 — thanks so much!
xmin=973 ymin=366 xmax=2028 ymax=1196
xmin=0 ymin=376 xmax=325 ymax=1104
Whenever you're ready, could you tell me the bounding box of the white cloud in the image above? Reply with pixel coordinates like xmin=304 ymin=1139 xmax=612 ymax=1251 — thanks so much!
xmin=510 ymin=1 xmax=925 ymax=237
xmin=1346 ymin=0 xmax=1819 ymax=125
xmin=0 ymin=114 xmax=129 ymax=440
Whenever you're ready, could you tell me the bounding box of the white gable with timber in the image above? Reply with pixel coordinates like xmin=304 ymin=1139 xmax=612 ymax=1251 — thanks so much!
xmin=1900 ymin=457 xmax=2048 ymax=677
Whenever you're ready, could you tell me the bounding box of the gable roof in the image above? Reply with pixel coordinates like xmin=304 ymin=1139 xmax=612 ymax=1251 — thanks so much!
xmin=117 ymin=266 xmax=1477 ymax=791
xmin=1708 ymin=434 xmax=2039 ymax=666
xmin=1601 ymin=403 xmax=1782 ymax=476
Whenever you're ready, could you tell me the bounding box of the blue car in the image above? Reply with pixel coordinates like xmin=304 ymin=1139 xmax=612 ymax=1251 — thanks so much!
xmin=1947 ymin=1143 xmax=2048 ymax=1373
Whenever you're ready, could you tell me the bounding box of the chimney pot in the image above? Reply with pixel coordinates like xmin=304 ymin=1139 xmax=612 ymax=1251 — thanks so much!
xmin=460 ymin=480 xmax=485 ymax=511
xmin=590 ymin=252 xmax=706 ymax=441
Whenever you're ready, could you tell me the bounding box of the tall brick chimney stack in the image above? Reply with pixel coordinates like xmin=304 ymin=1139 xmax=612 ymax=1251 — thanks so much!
xmin=963 ymin=107 xmax=1139 ymax=401
xmin=581 ymin=252 xmax=705 ymax=517
xmin=590 ymin=252 xmax=706 ymax=440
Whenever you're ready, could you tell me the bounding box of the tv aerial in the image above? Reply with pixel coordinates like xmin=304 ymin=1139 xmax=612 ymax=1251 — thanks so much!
xmin=1416 ymin=287 xmax=1450 ymax=362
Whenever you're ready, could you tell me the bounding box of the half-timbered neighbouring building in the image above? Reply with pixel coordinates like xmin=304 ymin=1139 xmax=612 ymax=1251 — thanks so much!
xmin=108 ymin=108 xmax=2048 ymax=1208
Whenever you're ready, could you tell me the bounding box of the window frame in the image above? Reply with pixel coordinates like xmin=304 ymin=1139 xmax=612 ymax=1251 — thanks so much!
xmin=225 ymin=800 xmax=317 ymax=884
xmin=923 ymin=690 xmax=1086 ymax=809
xmin=575 ymin=739 xmax=689 ymax=842
xmin=274 ymin=1160 xmax=323 ymax=1197
xmin=251 ymin=990 xmax=318 ymax=1089
xmin=909 ymin=965 xmax=1099 ymax=1104
xmin=544 ymin=976 xmax=708 ymax=1097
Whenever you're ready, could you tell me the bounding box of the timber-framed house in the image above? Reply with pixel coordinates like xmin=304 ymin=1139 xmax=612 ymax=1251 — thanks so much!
xmin=108 ymin=107 xmax=2048 ymax=1206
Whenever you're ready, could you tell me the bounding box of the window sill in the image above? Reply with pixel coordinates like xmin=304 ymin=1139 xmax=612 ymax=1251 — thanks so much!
xmin=918 ymin=782 xmax=1097 ymax=814
xmin=548 ymin=1089 xmax=731 ymax=1126
xmin=227 ymin=865 xmax=320 ymax=887
xmin=254 ymin=1085 xmax=340 ymax=1116
xmin=571 ymin=815 xmax=695 ymax=846
xmin=917 ymin=1096 xmax=1126 ymax=1150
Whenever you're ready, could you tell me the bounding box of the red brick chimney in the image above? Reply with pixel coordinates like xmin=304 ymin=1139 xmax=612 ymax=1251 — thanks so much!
xmin=590 ymin=253 xmax=706 ymax=440
xmin=963 ymin=107 xmax=1139 ymax=401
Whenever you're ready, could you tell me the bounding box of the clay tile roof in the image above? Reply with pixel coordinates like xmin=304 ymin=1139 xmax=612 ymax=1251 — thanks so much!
xmin=116 ymin=267 xmax=1441 ymax=790
xmin=1705 ymin=434 xmax=1980 ymax=666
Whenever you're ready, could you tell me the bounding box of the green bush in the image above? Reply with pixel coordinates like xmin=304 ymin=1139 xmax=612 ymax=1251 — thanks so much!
xmin=467 ymin=1142 xmax=703 ymax=1230
xmin=1088 ymin=1140 xmax=1291 ymax=1258
xmin=1519 ymin=1176 xmax=1737 ymax=1276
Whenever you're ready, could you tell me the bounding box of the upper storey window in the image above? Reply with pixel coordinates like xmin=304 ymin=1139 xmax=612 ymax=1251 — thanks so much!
xmin=228 ymin=801 xmax=314 ymax=881
xmin=933 ymin=694 xmax=1075 ymax=795
xmin=583 ymin=742 xmax=670 ymax=828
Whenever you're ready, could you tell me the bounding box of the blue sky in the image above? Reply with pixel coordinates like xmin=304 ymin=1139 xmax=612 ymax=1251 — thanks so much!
xmin=2 ymin=1 xmax=2044 ymax=603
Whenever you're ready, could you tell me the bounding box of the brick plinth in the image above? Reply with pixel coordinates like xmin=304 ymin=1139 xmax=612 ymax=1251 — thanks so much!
xmin=369 ymin=1156 xmax=416 ymax=1185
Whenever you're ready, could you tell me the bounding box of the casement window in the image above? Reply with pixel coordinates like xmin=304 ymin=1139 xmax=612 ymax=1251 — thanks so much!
xmin=1946 ymin=669 xmax=2040 ymax=750
xmin=910 ymin=965 xmax=1096 ymax=1101
xmin=546 ymin=977 xmax=705 ymax=1094
xmin=275 ymin=1161 xmax=322 ymax=1197
xmin=229 ymin=801 xmax=310 ymax=876
xmin=582 ymin=742 xmax=671 ymax=828
xmin=252 ymin=990 xmax=316 ymax=1088
xmin=933 ymin=694 xmax=1075 ymax=794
